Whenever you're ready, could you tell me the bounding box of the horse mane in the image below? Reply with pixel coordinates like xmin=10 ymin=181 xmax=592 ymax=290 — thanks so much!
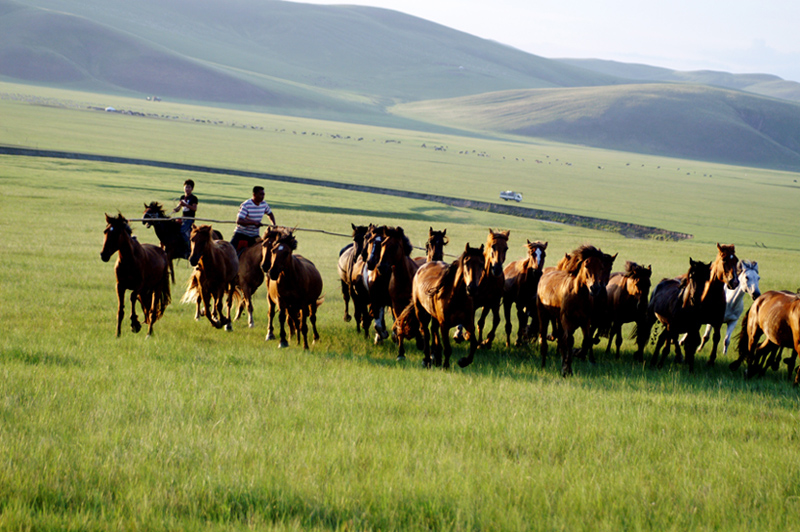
xmin=486 ymin=229 xmax=510 ymax=246
xmin=558 ymin=244 xmax=605 ymax=274
xmin=144 ymin=201 xmax=167 ymax=217
xmin=623 ymin=261 xmax=651 ymax=279
xmin=384 ymin=226 xmax=413 ymax=256
xmin=276 ymin=232 xmax=298 ymax=251
xmin=429 ymin=245 xmax=482 ymax=295
xmin=106 ymin=213 xmax=133 ymax=234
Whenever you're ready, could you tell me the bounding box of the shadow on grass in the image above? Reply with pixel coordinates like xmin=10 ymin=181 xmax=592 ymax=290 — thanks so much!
xmin=0 ymin=347 xmax=82 ymax=367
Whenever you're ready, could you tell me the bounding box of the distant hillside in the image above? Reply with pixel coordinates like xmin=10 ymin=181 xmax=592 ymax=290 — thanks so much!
xmin=1 ymin=0 xmax=620 ymax=106
xmin=557 ymin=58 xmax=800 ymax=103
xmin=392 ymin=84 xmax=800 ymax=170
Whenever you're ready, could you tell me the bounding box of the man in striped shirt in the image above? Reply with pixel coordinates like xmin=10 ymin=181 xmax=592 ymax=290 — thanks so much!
xmin=230 ymin=185 xmax=277 ymax=254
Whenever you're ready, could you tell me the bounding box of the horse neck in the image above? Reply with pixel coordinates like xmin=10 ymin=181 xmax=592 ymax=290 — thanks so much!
xmin=153 ymin=219 xmax=176 ymax=242
xmin=117 ymin=229 xmax=140 ymax=264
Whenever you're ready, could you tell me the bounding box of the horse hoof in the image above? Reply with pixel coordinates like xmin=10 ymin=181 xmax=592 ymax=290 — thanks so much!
xmin=344 ymin=315 xmax=352 ymax=322
xmin=396 ymin=355 xmax=406 ymax=362
xmin=457 ymin=357 xmax=472 ymax=368
xmin=265 ymin=333 xmax=275 ymax=341
xmin=278 ymin=341 xmax=289 ymax=348
xmin=422 ymin=359 xmax=431 ymax=369
xmin=224 ymin=324 xmax=233 ymax=332
xmin=374 ymin=334 xmax=384 ymax=345
xmin=706 ymin=359 xmax=715 ymax=367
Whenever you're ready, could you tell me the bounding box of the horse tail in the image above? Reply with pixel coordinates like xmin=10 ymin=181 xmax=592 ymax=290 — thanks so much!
xmin=394 ymin=301 xmax=419 ymax=340
xmin=315 ymin=295 xmax=325 ymax=309
xmin=180 ymin=270 xmax=201 ymax=304
xmin=152 ymin=262 xmax=172 ymax=321
xmin=735 ymin=305 xmax=753 ymax=366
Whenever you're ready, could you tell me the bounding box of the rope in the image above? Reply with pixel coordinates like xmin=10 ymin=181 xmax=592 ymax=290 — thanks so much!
xmin=129 ymin=216 xmax=453 ymax=256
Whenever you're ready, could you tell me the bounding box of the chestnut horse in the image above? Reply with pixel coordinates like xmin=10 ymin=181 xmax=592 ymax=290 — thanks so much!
xmin=262 ymin=231 xmax=324 ymax=349
xmin=502 ymin=240 xmax=548 ymax=347
xmin=644 ymin=258 xmax=710 ymax=371
xmin=142 ymin=201 xmax=190 ymax=283
xmin=473 ymin=229 xmax=510 ymax=349
xmin=337 ymin=224 xmax=370 ymax=327
xmin=537 ymin=244 xmax=615 ymax=376
xmin=411 ymin=244 xmax=485 ymax=368
xmin=694 ymin=243 xmax=740 ymax=366
xmin=182 ymin=225 xmax=239 ymax=330
xmin=234 ymin=227 xmax=285 ymax=328
xmin=101 ymin=213 xmax=171 ymax=337
xmin=731 ymin=291 xmax=800 ymax=383
xmin=376 ymin=226 xmax=420 ymax=322
xmin=597 ymin=261 xmax=652 ymax=360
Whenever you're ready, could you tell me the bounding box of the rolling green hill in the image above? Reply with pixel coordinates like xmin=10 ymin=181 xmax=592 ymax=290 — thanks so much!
xmin=3 ymin=0 xmax=800 ymax=169
xmin=392 ymin=84 xmax=800 ymax=170
xmin=557 ymin=58 xmax=800 ymax=103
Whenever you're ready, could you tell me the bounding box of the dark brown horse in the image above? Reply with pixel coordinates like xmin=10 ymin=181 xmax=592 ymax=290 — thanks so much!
xmin=473 ymin=229 xmax=510 ymax=349
xmin=350 ymin=225 xmax=391 ymax=343
xmin=262 ymin=231 xmax=324 ymax=349
xmin=337 ymin=224 xmax=370 ymax=327
xmin=537 ymin=244 xmax=615 ymax=376
xmin=596 ymin=261 xmax=652 ymax=360
xmin=414 ymin=227 xmax=449 ymax=265
xmin=142 ymin=201 xmax=189 ymax=283
xmin=644 ymin=258 xmax=711 ymax=371
xmin=731 ymin=291 xmax=800 ymax=383
xmin=101 ymin=213 xmax=171 ymax=337
xmin=411 ymin=244 xmax=485 ymax=368
xmin=182 ymin=225 xmax=239 ymax=330
xmin=694 ymin=243 xmax=740 ymax=366
xmin=502 ymin=240 xmax=548 ymax=347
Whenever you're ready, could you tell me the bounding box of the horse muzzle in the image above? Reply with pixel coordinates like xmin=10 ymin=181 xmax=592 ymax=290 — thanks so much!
xmin=189 ymin=255 xmax=200 ymax=267
xmin=100 ymin=252 xmax=111 ymax=263
xmin=726 ymin=277 xmax=740 ymax=290
xmin=466 ymin=282 xmax=479 ymax=297
xmin=490 ymin=263 xmax=504 ymax=277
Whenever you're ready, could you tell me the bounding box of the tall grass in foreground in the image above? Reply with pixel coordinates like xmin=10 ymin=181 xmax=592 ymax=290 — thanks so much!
xmin=1 ymin=151 xmax=800 ymax=530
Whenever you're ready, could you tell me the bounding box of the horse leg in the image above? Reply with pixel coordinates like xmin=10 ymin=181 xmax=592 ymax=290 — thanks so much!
xmin=374 ymin=306 xmax=387 ymax=345
xmin=341 ymin=280 xmax=352 ymax=322
xmin=696 ymin=324 xmax=712 ymax=353
xmin=652 ymin=329 xmax=669 ymax=369
xmin=300 ymin=311 xmax=310 ymax=350
xmin=277 ymin=308 xmax=289 ymax=348
xmin=483 ymin=305 xmax=501 ymax=349
xmin=503 ymin=298 xmax=514 ymax=347
xmin=581 ymin=325 xmax=596 ymax=364
xmin=115 ymin=284 xmax=126 ymax=337
xmin=559 ymin=328 xmax=574 ymax=377
xmin=612 ymin=322 xmax=624 ymax=359
xmin=203 ymin=289 xmax=221 ymax=329
xmin=146 ymin=292 xmax=156 ymax=338
xmin=705 ymin=324 xmax=722 ymax=366
xmin=516 ymin=304 xmax=529 ymax=347
xmin=539 ymin=311 xmax=549 ymax=369
xmin=309 ymin=303 xmax=320 ymax=344
xmin=417 ymin=307 xmax=432 ymax=368
xmin=129 ymin=290 xmax=142 ymax=333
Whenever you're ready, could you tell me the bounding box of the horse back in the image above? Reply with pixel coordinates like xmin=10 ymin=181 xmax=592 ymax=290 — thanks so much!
xmin=752 ymin=291 xmax=800 ymax=347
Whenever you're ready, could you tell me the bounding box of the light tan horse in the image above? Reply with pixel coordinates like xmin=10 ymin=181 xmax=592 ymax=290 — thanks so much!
xmin=695 ymin=243 xmax=739 ymax=366
xmin=410 ymin=244 xmax=485 ymax=368
xmin=100 ymin=213 xmax=171 ymax=337
xmin=182 ymin=225 xmax=239 ymax=330
xmin=472 ymin=229 xmax=510 ymax=349
xmin=502 ymin=240 xmax=547 ymax=347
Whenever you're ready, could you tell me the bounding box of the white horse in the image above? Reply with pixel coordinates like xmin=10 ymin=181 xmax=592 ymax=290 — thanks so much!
xmin=689 ymin=260 xmax=760 ymax=356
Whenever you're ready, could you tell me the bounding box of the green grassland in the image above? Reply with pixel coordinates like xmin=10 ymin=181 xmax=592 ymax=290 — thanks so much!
xmin=2 ymin=84 xmax=800 ymax=530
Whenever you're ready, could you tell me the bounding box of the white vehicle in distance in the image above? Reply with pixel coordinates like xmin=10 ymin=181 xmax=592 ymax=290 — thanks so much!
xmin=499 ymin=190 xmax=523 ymax=202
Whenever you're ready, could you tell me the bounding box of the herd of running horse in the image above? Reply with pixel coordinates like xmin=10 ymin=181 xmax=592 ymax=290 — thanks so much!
xmin=98 ymin=202 xmax=798 ymax=385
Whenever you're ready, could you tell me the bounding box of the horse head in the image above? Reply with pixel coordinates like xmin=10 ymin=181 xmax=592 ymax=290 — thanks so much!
xmin=624 ymin=261 xmax=652 ymax=309
xmin=268 ymin=232 xmax=298 ymax=281
xmin=459 ymin=243 xmax=485 ymax=297
xmin=426 ymin=227 xmax=448 ymax=262
xmin=260 ymin=227 xmax=285 ymax=274
xmin=101 ymin=213 xmax=132 ymax=262
xmin=525 ymin=240 xmax=548 ymax=272
xmin=484 ymin=229 xmax=510 ymax=278
xmin=713 ymin=243 xmax=740 ymax=290
xmin=351 ymin=223 xmax=370 ymax=260
xmin=142 ymin=201 xmax=165 ymax=228
xmin=738 ymin=260 xmax=761 ymax=300
xmin=188 ymin=225 xmax=214 ymax=267
xmin=377 ymin=226 xmax=412 ymax=277
xmin=365 ymin=225 xmax=386 ymax=271
xmin=684 ymin=258 xmax=712 ymax=307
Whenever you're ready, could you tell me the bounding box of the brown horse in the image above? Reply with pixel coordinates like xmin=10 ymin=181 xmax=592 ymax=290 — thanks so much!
xmin=732 ymin=291 xmax=800 ymax=383
xmin=596 ymin=261 xmax=652 ymax=360
xmin=644 ymin=258 xmax=711 ymax=371
xmin=502 ymin=240 xmax=548 ymax=347
xmin=414 ymin=227 xmax=449 ymax=265
xmin=182 ymin=225 xmax=239 ymax=330
xmin=263 ymin=230 xmax=324 ymax=349
xmin=350 ymin=225 xmax=391 ymax=343
xmin=233 ymin=227 xmax=285 ymax=328
xmin=375 ymin=226 xmax=420 ymax=320
xmin=411 ymin=243 xmax=485 ymax=368
xmin=100 ymin=213 xmax=171 ymax=337
xmin=142 ymin=201 xmax=188 ymax=283
xmin=537 ymin=244 xmax=615 ymax=376
xmin=695 ymin=243 xmax=740 ymax=366
xmin=473 ymin=229 xmax=510 ymax=349
xmin=337 ymin=224 xmax=370 ymax=326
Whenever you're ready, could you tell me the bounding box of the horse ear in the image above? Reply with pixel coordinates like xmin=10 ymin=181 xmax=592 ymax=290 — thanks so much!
xmin=429 ymin=227 xmax=434 ymax=235
xmin=527 ymin=239 xmax=531 ymax=244
xmin=543 ymin=242 xmax=548 ymax=249
xmin=442 ymin=229 xmax=446 ymax=236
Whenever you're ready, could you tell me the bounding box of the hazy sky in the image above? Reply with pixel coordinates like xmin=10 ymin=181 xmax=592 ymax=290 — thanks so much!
xmin=299 ymin=0 xmax=800 ymax=83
